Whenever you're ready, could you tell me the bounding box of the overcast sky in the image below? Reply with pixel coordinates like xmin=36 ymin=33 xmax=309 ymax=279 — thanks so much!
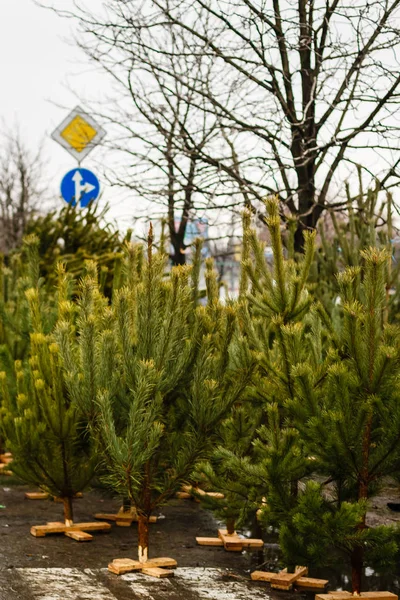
xmin=0 ymin=0 xmax=135 ymax=226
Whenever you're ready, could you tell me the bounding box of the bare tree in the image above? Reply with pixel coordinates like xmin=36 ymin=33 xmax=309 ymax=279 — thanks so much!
xmin=44 ymin=3 xmax=259 ymax=263
xmin=51 ymin=0 xmax=400 ymax=249
xmin=0 ymin=132 xmax=44 ymax=254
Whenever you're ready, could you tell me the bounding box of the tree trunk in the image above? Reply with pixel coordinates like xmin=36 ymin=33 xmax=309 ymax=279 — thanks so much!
xmin=292 ymin=152 xmax=325 ymax=253
xmin=138 ymin=514 xmax=150 ymax=563
xmin=171 ymin=244 xmax=186 ymax=265
xmin=351 ymin=545 xmax=363 ymax=595
xmin=351 ymin=416 xmax=372 ymax=594
xmin=63 ymin=496 xmax=74 ymax=526
xmin=226 ymin=517 xmax=235 ymax=535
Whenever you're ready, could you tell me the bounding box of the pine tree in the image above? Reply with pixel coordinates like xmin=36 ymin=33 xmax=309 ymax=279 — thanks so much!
xmin=194 ymin=199 xmax=321 ymax=558
xmin=192 ymin=403 xmax=262 ymax=535
xmin=25 ymin=202 xmax=128 ymax=297
xmin=0 ymin=236 xmax=54 ymax=376
xmin=0 ymin=264 xmax=96 ymax=524
xmin=56 ymin=226 xmax=255 ymax=563
xmin=279 ymin=247 xmax=400 ymax=593
xmin=309 ymin=176 xmax=400 ymax=322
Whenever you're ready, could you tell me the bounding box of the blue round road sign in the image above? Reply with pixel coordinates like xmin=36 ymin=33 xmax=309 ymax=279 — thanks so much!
xmin=61 ymin=168 xmax=100 ymax=207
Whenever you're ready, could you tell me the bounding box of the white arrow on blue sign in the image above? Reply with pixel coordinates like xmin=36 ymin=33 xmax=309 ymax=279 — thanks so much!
xmin=60 ymin=168 xmax=100 ymax=207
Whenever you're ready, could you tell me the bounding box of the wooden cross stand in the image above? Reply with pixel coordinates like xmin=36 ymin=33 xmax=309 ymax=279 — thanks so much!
xmin=251 ymin=566 xmax=329 ymax=592
xmin=175 ymin=485 xmax=225 ymax=502
xmin=31 ymin=520 xmax=111 ymax=542
xmin=196 ymin=528 xmax=264 ymax=552
xmin=176 ymin=485 xmax=225 ymax=501
xmin=108 ymin=557 xmax=177 ymax=578
xmin=25 ymin=492 xmax=83 ymax=501
xmin=0 ymin=452 xmax=13 ymax=476
xmin=316 ymin=592 xmax=398 ymax=600
xmin=94 ymin=506 xmax=157 ymax=527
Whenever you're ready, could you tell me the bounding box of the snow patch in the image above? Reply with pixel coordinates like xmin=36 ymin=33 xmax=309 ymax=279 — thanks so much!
xmin=17 ymin=567 xmax=117 ymax=600
xmin=175 ymin=567 xmax=271 ymax=600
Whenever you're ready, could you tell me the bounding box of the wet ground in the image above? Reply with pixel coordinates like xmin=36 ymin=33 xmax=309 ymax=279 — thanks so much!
xmin=0 ymin=477 xmax=289 ymax=600
xmin=0 ymin=477 xmax=400 ymax=599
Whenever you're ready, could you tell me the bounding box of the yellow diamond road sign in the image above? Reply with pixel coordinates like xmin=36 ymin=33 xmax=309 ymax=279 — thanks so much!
xmin=51 ymin=107 xmax=106 ymax=162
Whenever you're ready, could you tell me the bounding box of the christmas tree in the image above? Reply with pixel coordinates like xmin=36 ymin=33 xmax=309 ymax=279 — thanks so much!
xmin=25 ymin=201 xmax=127 ymax=296
xmin=193 ymin=199 xmax=319 ymax=554
xmin=276 ymin=247 xmax=400 ymax=593
xmin=0 ymin=264 xmax=97 ymax=527
xmin=56 ymin=226 xmax=255 ymax=566
xmin=217 ymin=202 xmax=400 ymax=593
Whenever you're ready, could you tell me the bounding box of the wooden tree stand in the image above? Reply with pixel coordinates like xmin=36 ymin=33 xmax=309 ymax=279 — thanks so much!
xmin=316 ymin=592 xmax=397 ymax=600
xmin=251 ymin=566 xmax=329 ymax=592
xmin=94 ymin=506 xmax=158 ymax=527
xmin=108 ymin=556 xmax=177 ymax=578
xmin=108 ymin=513 xmax=177 ymax=578
xmin=0 ymin=453 xmax=13 ymax=476
xmin=30 ymin=495 xmax=111 ymax=542
xmin=25 ymin=492 xmax=83 ymax=501
xmin=176 ymin=485 xmax=224 ymax=501
xmin=31 ymin=520 xmax=111 ymax=541
xmin=197 ymin=528 xmax=264 ymax=552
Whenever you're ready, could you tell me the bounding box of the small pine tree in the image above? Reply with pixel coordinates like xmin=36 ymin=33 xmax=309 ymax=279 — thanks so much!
xmin=279 ymin=248 xmax=400 ymax=593
xmin=25 ymin=202 xmax=128 ymax=296
xmin=57 ymin=227 xmax=255 ymax=562
xmin=0 ymin=269 xmax=96 ymax=524
xmin=0 ymin=236 xmax=55 ymax=374
xmin=193 ymin=404 xmax=262 ymax=534
xmin=309 ymin=175 xmax=400 ymax=322
xmin=196 ymin=199 xmax=321 ymax=563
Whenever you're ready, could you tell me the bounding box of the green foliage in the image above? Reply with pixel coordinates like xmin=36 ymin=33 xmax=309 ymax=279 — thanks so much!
xmin=54 ymin=228 xmax=255 ymax=558
xmin=0 ymin=280 xmax=96 ymax=520
xmin=261 ymin=243 xmax=400 ymax=590
xmin=310 ymin=176 xmax=400 ymax=321
xmin=25 ymin=202 xmax=127 ymax=295
xmin=0 ymin=236 xmax=57 ymax=384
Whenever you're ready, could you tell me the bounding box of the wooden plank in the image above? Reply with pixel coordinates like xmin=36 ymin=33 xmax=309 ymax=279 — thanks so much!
xmin=25 ymin=492 xmax=49 ymax=500
xmin=273 ymin=583 xmax=295 ymax=591
xmin=295 ymin=577 xmax=329 ymax=590
xmin=251 ymin=571 xmax=276 ymax=582
xmin=0 ymin=465 xmax=12 ymax=475
xmin=108 ymin=556 xmax=177 ymax=575
xmin=94 ymin=513 xmax=119 ymax=522
xmin=0 ymin=453 xmax=12 ymax=460
xmin=358 ymin=594 xmax=398 ymax=600
xmin=176 ymin=492 xmax=192 ymax=499
xmin=31 ymin=523 xmax=68 ymax=537
xmin=181 ymin=486 xmax=224 ymax=499
xmin=95 ymin=511 xmax=157 ymax=525
xmin=53 ymin=493 xmax=83 ymax=503
xmin=271 ymin=566 xmax=308 ymax=590
xmin=204 ymin=492 xmax=225 ymax=499
xmin=72 ymin=522 xmax=111 ymax=532
xmin=65 ymin=530 xmax=93 ymax=541
xmin=240 ymin=538 xmax=264 ymax=548
xmin=316 ymin=594 xmax=351 ymax=599
xmin=31 ymin=521 xmax=111 ymax=537
xmin=144 ymin=558 xmax=177 ymax=569
xmin=108 ymin=559 xmax=144 ymax=575
xmin=196 ymin=537 xmax=224 ymax=546
xmin=316 ymin=594 xmax=397 ymax=600
xmin=141 ymin=567 xmax=174 ymax=578
xmin=217 ymin=529 xmax=244 ymax=551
